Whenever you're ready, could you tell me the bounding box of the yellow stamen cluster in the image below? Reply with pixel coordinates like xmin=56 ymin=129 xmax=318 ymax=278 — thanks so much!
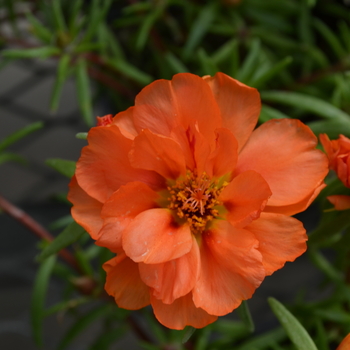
xmin=167 ymin=172 xmax=226 ymax=234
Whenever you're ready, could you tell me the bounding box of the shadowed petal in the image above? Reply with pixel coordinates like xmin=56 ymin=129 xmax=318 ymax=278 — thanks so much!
xmin=246 ymin=213 xmax=307 ymax=276
xmin=139 ymin=235 xmax=200 ymax=304
xmin=219 ymin=171 xmax=271 ymax=228
xmin=129 ymin=129 xmax=187 ymax=179
xmin=204 ymin=72 xmax=260 ymax=151
xmin=193 ymin=221 xmax=264 ymax=316
xmin=68 ymin=176 xmax=103 ymax=239
xmin=76 ymin=125 xmax=164 ymax=202
xmin=151 ymin=293 xmax=217 ymax=330
xmin=104 ymin=254 xmax=150 ymax=310
xmin=123 ymin=209 xmax=192 ymax=264
xmin=236 ymin=119 xmax=328 ymax=214
xmin=96 ymin=182 xmax=160 ymax=253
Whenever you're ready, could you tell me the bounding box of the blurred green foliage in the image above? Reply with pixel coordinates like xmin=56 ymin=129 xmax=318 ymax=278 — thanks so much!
xmin=1 ymin=0 xmax=350 ymax=349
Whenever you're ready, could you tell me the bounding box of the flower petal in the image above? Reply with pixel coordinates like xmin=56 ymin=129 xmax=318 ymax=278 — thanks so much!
xmin=151 ymin=293 xmax=217 ymax=330
xmin=204 ymin=72 xmax=260 ymax=151
xmin=219 ymin=170 xmax=272 ymax=228
xmin=96 ymin=182 xmax=160 ymax=252
xmin=134 ymin=73 xmax=222 ymax=141
xmin=76 ymin=125 xmax=164 ymax=202
xmin=68 ymin=176 xmax=103 ymax=239
xmin=193 ymin=221 xmax=264 ymax=316
xmin=246 ymin=212 xmax=307 ymax=276
xmin=123 ymin=208 xmax=192 ymax=264
xmin=139 ymin=235 xmax=200 ymax=304
xmin=327 ymin=195 xmax=350 ymax=211
xmin=129 ymin=129 xmax=187 ymax=179
xmin=207 ymin=128 xmax=238 ymax=177
xmin=112 ymin=107 xmax=138 ymax=139
xmin=236 ymin=119 xmax=328 ymax=214
xmin=103 ymin=254 xmax=150 ymax=310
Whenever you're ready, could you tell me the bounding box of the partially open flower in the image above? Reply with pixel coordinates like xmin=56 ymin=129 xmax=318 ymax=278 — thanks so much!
xmin=68 ymin=73 xmax=328 ymax=329
xmin=320 ymin=134 xmax=350 ymax=188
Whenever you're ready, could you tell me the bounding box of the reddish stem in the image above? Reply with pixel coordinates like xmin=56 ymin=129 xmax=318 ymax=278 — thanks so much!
xmin=0 ymin=195 xmax=80 ymax=272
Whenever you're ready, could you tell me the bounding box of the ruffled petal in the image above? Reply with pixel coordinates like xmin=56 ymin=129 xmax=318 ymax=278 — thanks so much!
xmin=151 ymin=293 xmax=217 ymax=330
xmin=103 ymin=254 xmax=150 ymax=310
xmin=76 ymin=125 xmax=164 ymax=202
xmin=219 ymin=170 xmax=271 ymax=228
xmin=236 ymin=119 xmax=328 ymax=214
xmin=123 ymin=208 xmax=192 ymax=264
xmin=204 ymin=72 xmax=260 ymax=151
xmin=129 ymin=129 xmax=187 ymax=179
xmin=264 ymin=182 xmax=326 ymax=216
xmin=96 ymin=182 xmax=159 ymax=253
xmin=327 ymin=195 xmax=350 ymax=211
xmin=139 ymin=235 xmax=200 ymax=304
xmin=246 ymin=212 xmax=307 ymax=276
xmin=134 ymin=73 xmax=221 ymax=141
xmin=68 ymin=176 xmax=103 ymax=240
xmin=112 ymin=107 xmax=138 ymax=139
xmin=193 ymin=221 xmax=264 ymax=316
xmin=207 ymin=128 xmax=238 ymax=177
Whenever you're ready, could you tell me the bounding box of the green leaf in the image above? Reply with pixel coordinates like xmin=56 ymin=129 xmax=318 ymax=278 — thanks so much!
xmin=44 ymin=297 xmax=90 ymax=316
xmin=76 ymin=132 xmax=88 ymax=140
xmin=261 ymin=91 xmax=350 ymax=126
xmin=251 ymin=56 xmax=293 ymax=88
xmin=76 ymin=58 xmax=94 ymax=126
xmin=135 ymin=2 xmax=166 ymax=51
xmin=268 ymin=298 xmax=318 ymax=350
xmin=74 ymin=248 xmax=94 ymax=277
xmin=308 ymin=211 xmax=350 ymax=245
xmin=83 ymin=0 xmax=113 ymax=43
xmin=105 ymin=58 xmax=153 ymax=85
xmin=2 ymin=47 xmax=60 ymax=59
xmin=27 ymin=13 xmax=53 ymax=43
xmin=0 ymin=121 xmax=43 ymax=153
xmin=57 ymin=304 xmax=111 ymax=350
xmin=0 ymin=152 xmax=25 ymax=165
xmin=90 ymin=327 xmax=126 ymax=350
xmin=50 ymin=54 xmax=71 ymax=112
xmin=182 ymin=326 xmax=196 ymax=344
xmin=52 ymin=0 xmax=67 ymax=33
xmin=183 ymin=3 xmax=217 ymax=59
xmin=37 ymin=221 xmax=86 ymax=262
xmin=31 ymin=255 xmax=56 ymax=347
xmin=308 ymin=119 xmax=350 ymax=138
xmin=313 ymin=18 xmax=347 ymax=60
xmin=259 ymin=105 xmax=290 ymax=123
xmin=198 ymin=48 xmax=218 ymax=76
xmin=212 ymin=39 xmax=239 ymax=65
xmin=236 ymin=39 xmax=261 ymax=83
xmin=308 ymin=248 xmax=344 ymax=283
xmin=46 ymin=158 xmax=76 ymax=178
xmin=237 ymin=300 xmax=255 ymax=332
xmin=237 ymin=327 xmax=286 ymax=350
xmin=164 ymin=52 xmax=189 ymax=73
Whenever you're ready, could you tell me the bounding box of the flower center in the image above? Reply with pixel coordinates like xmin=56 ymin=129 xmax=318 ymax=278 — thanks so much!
xmin=166 ymin=172 xmax=227 ymax=233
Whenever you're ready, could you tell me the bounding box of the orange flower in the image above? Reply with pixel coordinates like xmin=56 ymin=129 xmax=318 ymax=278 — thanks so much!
xmin=320 ymin=134 xmax=350 ymax=211
xmin=68 ymin=73 xmax=328 ymax=329
xmin=320 ymin=134 xmax=350 ymax=188
xmin=337 ymin=333 xmax=350 ymax=350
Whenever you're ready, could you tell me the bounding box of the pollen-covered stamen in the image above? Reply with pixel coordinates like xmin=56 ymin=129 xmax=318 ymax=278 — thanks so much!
xmin=167 ymin=172 xmax=227 ymax=233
